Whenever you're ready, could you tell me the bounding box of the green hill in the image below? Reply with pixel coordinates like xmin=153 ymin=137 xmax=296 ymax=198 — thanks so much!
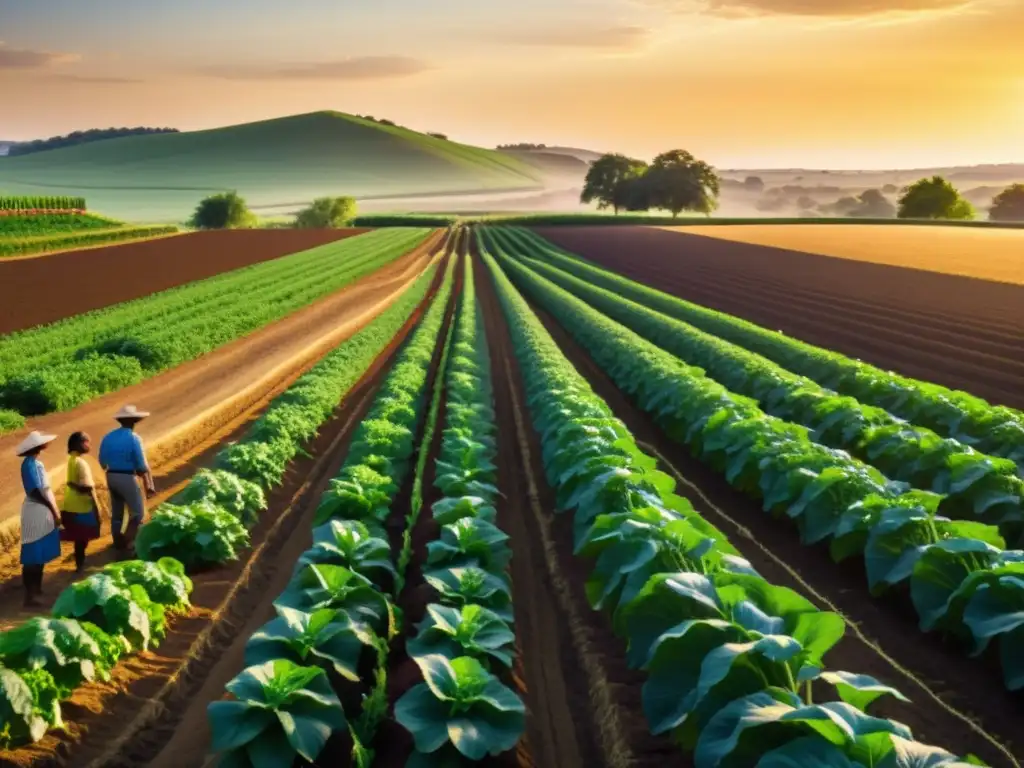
xmin=0 ymin=112 xmax=546 ymax=222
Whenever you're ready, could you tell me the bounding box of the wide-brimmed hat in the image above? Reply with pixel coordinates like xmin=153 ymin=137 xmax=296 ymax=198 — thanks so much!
xmin=114 ymin=405 xmax=150 ymax=421
xmin=15 ymin=431 xmax=57 ymax=456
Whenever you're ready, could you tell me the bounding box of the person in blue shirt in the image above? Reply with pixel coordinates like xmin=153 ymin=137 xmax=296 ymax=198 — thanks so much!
xmin=99 ymin=405 xmax=155 ymax=553
xmin=15 ymin=430 xmax=61 ymax=607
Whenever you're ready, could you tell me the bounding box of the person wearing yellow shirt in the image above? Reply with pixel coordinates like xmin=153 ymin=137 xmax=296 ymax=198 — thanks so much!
xmin=61 ymin=432 xmax=101 ymax=572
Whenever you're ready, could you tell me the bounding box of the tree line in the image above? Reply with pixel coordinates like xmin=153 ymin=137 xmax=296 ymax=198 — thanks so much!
xmin=189 ymin=192 xmax=357 ymax=230
xmin=7 ymin=127 xmax=179 ymax=157
xmin=582 ymin=151 xmax=1024 ymax=222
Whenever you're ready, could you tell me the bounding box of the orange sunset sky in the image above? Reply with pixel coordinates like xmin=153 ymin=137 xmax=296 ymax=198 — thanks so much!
xmin=1 ymin=0 xmax=1021 ymax=168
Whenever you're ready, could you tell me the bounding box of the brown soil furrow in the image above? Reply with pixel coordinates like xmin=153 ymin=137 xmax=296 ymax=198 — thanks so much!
xmin=0 ymin=230 xmax=445 ymax=557
xmin=57 ymin=242 xmax=455 ymax=768
xmin=475 ymin=253 xmax=683 ymax=768
xmin=534 ymin=226 xmax=1024 ymax=411
xmin=0 ymin=228 xmax=371 ymax=334
xmin=523 ymin=295 xmax=1022 ymax=768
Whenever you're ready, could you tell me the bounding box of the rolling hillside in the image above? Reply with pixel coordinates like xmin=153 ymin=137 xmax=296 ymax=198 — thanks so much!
xmin=0 ymin=112 xmax=546 ymax=222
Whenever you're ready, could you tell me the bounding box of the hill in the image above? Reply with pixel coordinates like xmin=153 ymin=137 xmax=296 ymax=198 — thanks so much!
xmin=0 ymin=112 xmax=546 ymax=222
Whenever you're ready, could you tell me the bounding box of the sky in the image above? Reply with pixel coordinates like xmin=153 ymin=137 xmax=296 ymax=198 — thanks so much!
xmin=0 ymin=0 xmax=1021 ymax=169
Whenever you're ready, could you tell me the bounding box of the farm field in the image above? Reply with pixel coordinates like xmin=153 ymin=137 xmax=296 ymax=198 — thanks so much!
xmin=536 ymin=225 xmax=1024 ymax=409
xmin=0 ymin=225 xmax=1021 ymax=768
xmin=669 ymin=224 xmax=1024 ymax=285
xmin=0 ymin=228 xmax=368 ymax=334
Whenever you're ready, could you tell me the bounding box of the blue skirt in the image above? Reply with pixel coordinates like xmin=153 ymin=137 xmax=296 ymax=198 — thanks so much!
xmin=21 ymin=528 xmax=61 ymax=566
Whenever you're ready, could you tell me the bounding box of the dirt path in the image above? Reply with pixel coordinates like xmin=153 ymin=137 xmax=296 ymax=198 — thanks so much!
xmin=0 ymin=244 xmax=451 ymax=768
xmin=0 ymin=228 xmax=370 ymax=334
xmin=0 ymin=232 xmax=443 ymax=603
xmin=475 ymin=254 xmax=682 ymax=768
xmin=534 ymin=226 xmax=1024 ymax=409
xmin=524 ymin=295 xmax=1022 ymax=768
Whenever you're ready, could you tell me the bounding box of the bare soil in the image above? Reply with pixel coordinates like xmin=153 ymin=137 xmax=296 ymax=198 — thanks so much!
xmin=524 ymin=294 xmax=1023 ymax=768
xmin=0 ymin=231 xmax=443 ymax=557
xmin=534 ymin=226 xmax=1024 ymax=410
xmin=671 ymin=224 xmax=1024 ymax=287
xmin=0 ymin=240 xmax=451 ymax=768
xmin=0 ymin=228 xmax=370 ymax=334
xmin=474 ymin=252 xmax=684 ymax=768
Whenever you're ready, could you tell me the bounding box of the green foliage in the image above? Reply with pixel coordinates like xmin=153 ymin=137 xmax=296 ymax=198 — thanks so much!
xmin=177 ymin=468 xmax=267 ymax=528
xmin=0 ymin=409 xmax=24 ymax=436
xmin=0 ymin=225 xmax=177 ymax=259
xmin=0 ymin=228 xmax=430 ymax=418
xmin=8 ymin=128 xmax=177 ymax=157
xmin=294 ymin=196 xmax=357 ymax=228
xmin=207 ymin=659 xmax=346 ymax=767
xmin=0 ymin=213 xmax=122 ymax=238
xmin=189 ymin=190 xmax=255 ymax=229
xmin=988 ymin=183 xmax=1024 ymax=222
xmin=135 ymin=502 xmax=249 ymax=570
xmin=244 ymin=606 xmax=371 ymax=680
xmin=0 ymin=617 xmax=109 ymax=696
xmin=394 ymin=655 xmax=524 ymax=761
xmin=0 ymin=196 xmax=86 ymax=211
xmin=103 ymin=557 xmax=193 ymax=612
xmin=580 ymin=153 xmax=649 ymax=214
xmin=407 ymin=604 xmax=515 ymax=669
xmin=51 ymin=574 xmax=160 ymax=652
xmin=0 ymin=666 xmax=48 ymax=748
xmin=645 ymin=149 xmax=721 ymax=217
xmin=897 ymin=176 xmax=975 ymax=220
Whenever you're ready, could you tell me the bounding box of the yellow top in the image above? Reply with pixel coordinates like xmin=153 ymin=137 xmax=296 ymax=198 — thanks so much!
xmin=62 ymin=453 xmax=95 ymax=514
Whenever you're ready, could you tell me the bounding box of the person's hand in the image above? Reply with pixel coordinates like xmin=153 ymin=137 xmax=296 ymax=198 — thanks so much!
xmin=145 ymin=484 xmax=156 ymax=498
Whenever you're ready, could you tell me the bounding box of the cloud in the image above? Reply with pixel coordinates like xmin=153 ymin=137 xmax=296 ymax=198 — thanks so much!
xmin=489 ymin=25 xmax=651 ymax=50
xmin=0 ymin=42 xmax=79 ymax=69
xmin=49 ymin=74 xmax=143 ymax=84
xmin=650 ymin=0 xmax=975 ymax=16
xmin=199 ymin=55 xmax=432 ymax=81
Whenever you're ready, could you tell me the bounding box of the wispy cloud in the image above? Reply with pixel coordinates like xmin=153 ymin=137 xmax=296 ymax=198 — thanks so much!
xmin=49 ymin=73 xmax=143 ymax=84
xmin=647 ymin=0 xmax=976 ymax=16
xmin=0 ymin=42 xmax=79 ymax=69
xmin=199 ymin=55 xmax=433 ymax=81
xmin=488 ymin=25 xmax=651 ymax=51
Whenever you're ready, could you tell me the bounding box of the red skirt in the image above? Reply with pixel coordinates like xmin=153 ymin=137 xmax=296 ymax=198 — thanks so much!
xmin=60 ymin=510 xmax=101 ymax=543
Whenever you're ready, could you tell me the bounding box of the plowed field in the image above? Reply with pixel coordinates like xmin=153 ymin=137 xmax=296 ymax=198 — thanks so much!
xmin=534 ymin=226 xmax=1024 ymax=410
xmin=0 ymin=228 xmax=368 ymax=333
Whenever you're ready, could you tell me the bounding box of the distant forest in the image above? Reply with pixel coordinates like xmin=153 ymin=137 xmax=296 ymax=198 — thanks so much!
xmin=7 ymin=127 xmax=179 ymax=156
xmin=497 ymin=143 xmax=548 ymax=151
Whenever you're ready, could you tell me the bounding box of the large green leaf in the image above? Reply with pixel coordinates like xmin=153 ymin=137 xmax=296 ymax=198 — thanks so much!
xmin=0 ymin=666 xmax=48 ymax=748
xmin=423 ymin=566 xmax=513 ymax=624
xmin=0 ymin=617 xmax=104 ymax=695
xmin=407 ymin=604 xmax=515 ymax=668
xmin=274 ymin=564 xmax=390 ymax=635
xmin=244 ymin=606 xmax=369 ymax=680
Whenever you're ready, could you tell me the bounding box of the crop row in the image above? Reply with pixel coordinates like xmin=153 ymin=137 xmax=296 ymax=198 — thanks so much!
xmin=0 ymin=224 xmax=178 ymax=259
xmin=0 ymin=227 xmax=432 ymax=426
xmin=207 ymin=256 xmax=457 ymax=767
xmin=0 ymin=255 xmax=443 ymax=751
xmin=499 ymin=227 xmax=1024 ymax=469
xmin=0 ymin=196 xmax=86 ymax=211
xmin=393 ymin=255 xmax=525 ymax=764
xmin=483 ymin=227 xmax=1024 ymax=540
xmin=0 ymin=212 xmax=123 ymax=238
xmin=485 ymin=237 xmax=1024 ymax=693
xmin=480 ymin=245 xmax=985 ymax=766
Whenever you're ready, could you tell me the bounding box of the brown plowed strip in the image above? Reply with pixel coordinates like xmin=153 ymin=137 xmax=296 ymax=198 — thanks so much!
xmin=0 ymin=228 xmax=370 ymax=334
xmin=0 ymin=231 xmax=444 ymax=614
xmin=0 ymin=249 xmax=451 ymax=768
xmin=534 ymin=226 xmax=1024 ymax=409
xmin=524 ymin=295 xmax=1022 ymax=768
xmin=475 ymin=254 xmax=683 ymax=768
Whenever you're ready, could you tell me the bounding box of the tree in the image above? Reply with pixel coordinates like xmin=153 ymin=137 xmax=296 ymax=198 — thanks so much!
xmin=294 ymin=197 xmax=358 ymax=229
xmin=645 ymin=150 xmax=720 ymax=217
xmin=189 ymin=191 xmax=254 ymax=230
xmin=743 ymin=176 xmax=765 ymax=192
xmin=580 ymin=154 xmax=649 ymax=214
xmin=849 ymin=189 xmax=896 ymax=218
xmin=897 ymin=176 xmax=975 ymax=220
xmin=989 ymin=183 xmax=1024 ymax=222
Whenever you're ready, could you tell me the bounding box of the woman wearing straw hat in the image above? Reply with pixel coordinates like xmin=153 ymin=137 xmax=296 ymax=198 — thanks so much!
xmin=16 ymin=430 xmax=62 ymax=606
xmin=99 ymin=405 xmax=155 ymax=553
xmin=61 ymin=431 xmax=102 ymax=572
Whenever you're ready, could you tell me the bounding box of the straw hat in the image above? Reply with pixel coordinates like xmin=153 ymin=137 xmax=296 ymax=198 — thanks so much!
xmin=15 ymin=431 xmax=57 ymax=456
xmin=114 ymin=404 xmax=150 ymax=421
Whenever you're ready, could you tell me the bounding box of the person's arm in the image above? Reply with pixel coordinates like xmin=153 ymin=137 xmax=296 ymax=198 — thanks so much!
xmin=134 ymin=435 xmax=156 ymax=495
xmin=28 ymin=463 xmax=60 ymax=524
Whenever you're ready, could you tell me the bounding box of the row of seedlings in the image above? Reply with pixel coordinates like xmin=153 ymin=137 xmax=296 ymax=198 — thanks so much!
xmin=489 ymin=226 xmax=1024 ymax=539
xmin=495 ymin=226 xmax=1024 ymax=467
xmin=0 ymin=247 xmax=448 ymax=751
xmin=480 ymin=246 xmax=992 ymax=766
xmin=206 ymin=256 xmax=457 ymax=767
xmin=391 ymin=256 xmax=526 ymax=764
xmin=486 ymin=235 xmax=1024 ymax=694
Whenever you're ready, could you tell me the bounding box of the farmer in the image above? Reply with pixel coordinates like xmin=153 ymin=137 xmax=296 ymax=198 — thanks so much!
xmin=16 ymin=431 xmax=61 ymax=606
xmin=61 ymin=431 xmax=102 ymax=572
xmin=99 ymin=405 xmax=155 ymax=553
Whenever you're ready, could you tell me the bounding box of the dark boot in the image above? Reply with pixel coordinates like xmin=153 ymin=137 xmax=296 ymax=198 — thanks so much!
xmin=74 ymin=542 xmax=87 ymax=573
xmin=22 ymin=567 xmax=41 ymax=607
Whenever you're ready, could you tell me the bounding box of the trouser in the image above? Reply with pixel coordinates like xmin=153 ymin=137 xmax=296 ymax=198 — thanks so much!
xmin=22 ymin=565 xmax=43 ymax=595
xmin=107 ymin=472 xmax=146 ymax=550
xmin=74 ymin=541 xmax=87 ymax=570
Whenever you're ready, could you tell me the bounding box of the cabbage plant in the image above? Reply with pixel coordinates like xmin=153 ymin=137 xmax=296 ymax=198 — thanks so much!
xmin=0 ymin=617 xmax=108 ymax=695
xmin=103 ymin=557 xmax=192 ymax=612
xmin=244 ymin=606 xmax=371 ymax=680
xmin=135 ymin=501 xmax=249 ymax=570
xmin=52 ymin=574 xmax=156 ymax=651
xmin=296 ymin=519 xmax=396 ymax=589
xmin=407 ymin=604 xmax=515 ymax=669
xmin=424 ymin=566 xmax=513 ymax=624
xmin=0 ymin=666 xmax=48 ymax=748
xmin=177 ymin=468 xmax=266 ymax=528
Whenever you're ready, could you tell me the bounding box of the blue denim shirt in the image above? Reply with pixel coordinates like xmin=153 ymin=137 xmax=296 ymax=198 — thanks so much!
xmin=99 ymin=428 xmax=148 ymax=473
